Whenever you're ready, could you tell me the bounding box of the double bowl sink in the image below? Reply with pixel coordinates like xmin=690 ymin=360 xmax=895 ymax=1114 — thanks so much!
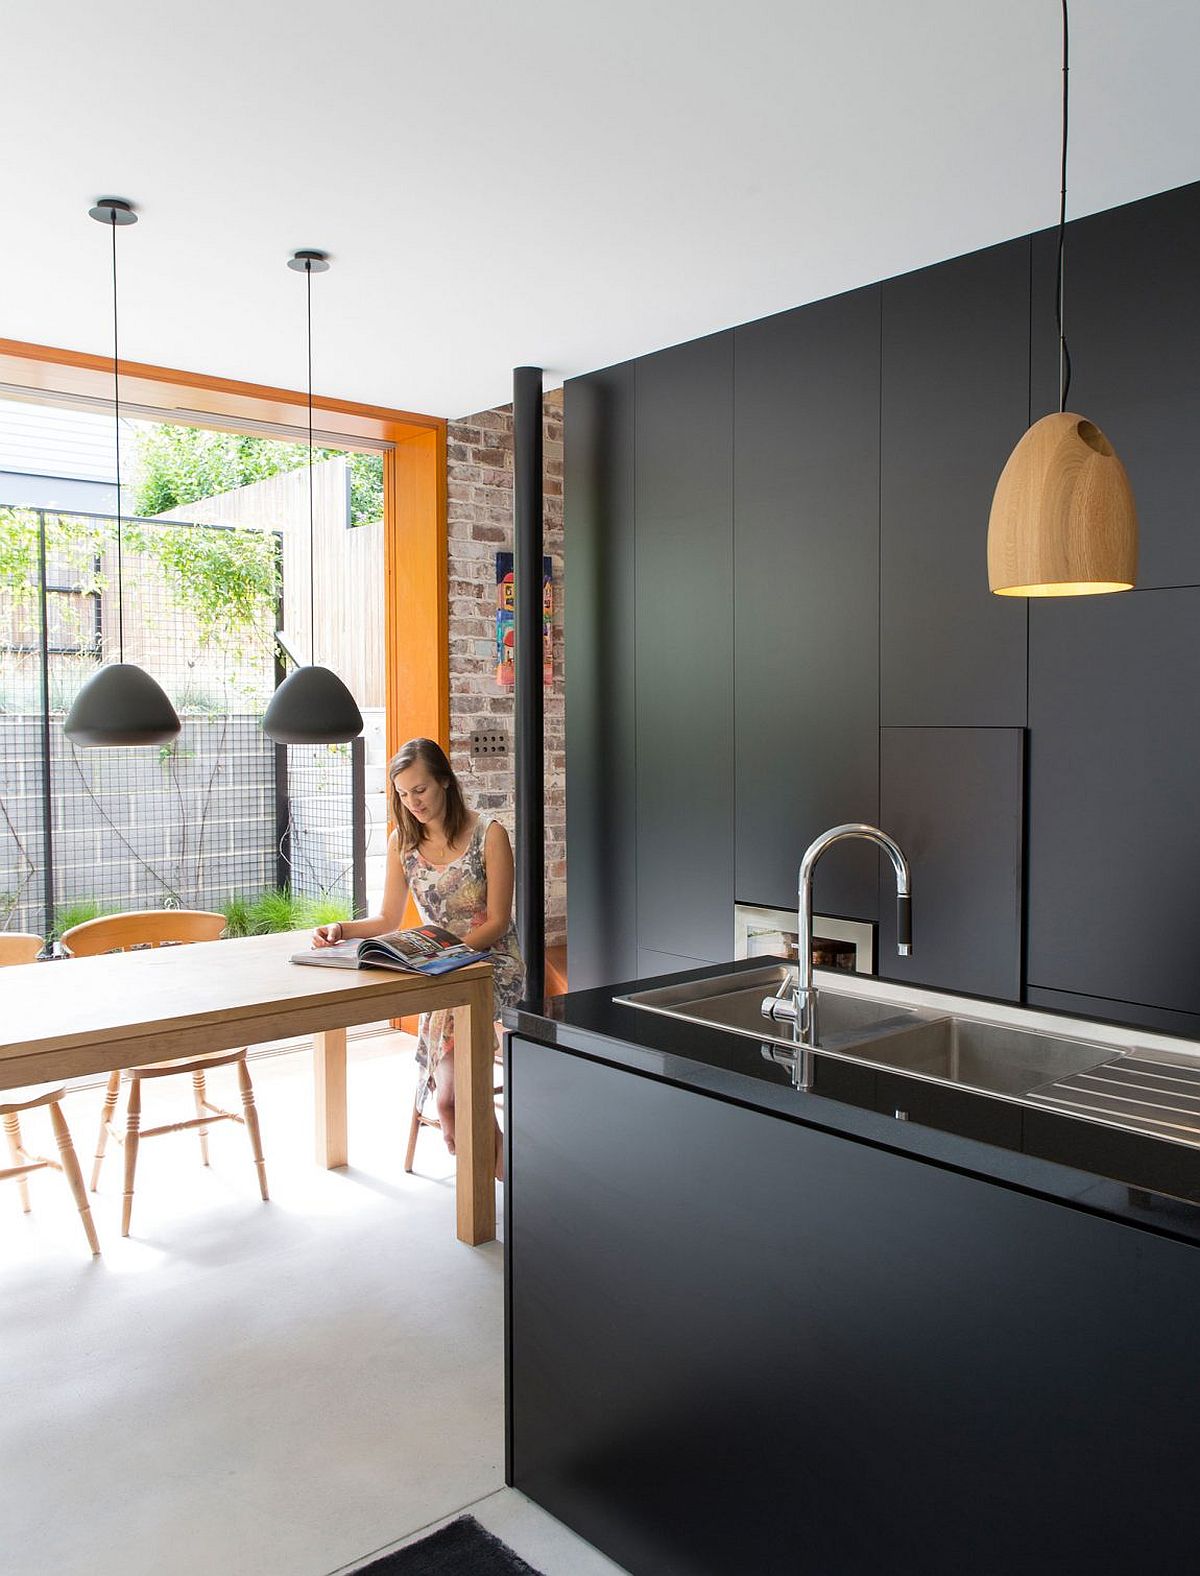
xmin=614 ymin=964 xmax=1119 ymax=1102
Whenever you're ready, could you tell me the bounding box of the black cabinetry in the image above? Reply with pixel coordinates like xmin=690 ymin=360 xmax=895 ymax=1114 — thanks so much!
xmin=509 ymin=1035 xmax=1200 ymax=1576
xmin=878 ymin=726 xmax=1025 ymax=999
xmin=1027 ymin=587 xmax=1200 ymax=1016
xmin=634 ymin=334 xmax=734 ymax=964
xmin=564 ymin=364 xmax=638 ymax=989
xmin=565 ymin=180 xmax=1200 ymax=1032
xmin=733 ymin=289 xmax=881 ymax=919
xmin=881 ymin=239 xmax=1029 ymax=726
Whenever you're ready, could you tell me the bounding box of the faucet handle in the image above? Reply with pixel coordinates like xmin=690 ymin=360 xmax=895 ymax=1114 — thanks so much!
xmin=896 ymin=893 xmax=912 ymax=955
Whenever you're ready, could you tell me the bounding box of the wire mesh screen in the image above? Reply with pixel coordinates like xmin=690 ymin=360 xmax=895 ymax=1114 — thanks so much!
xmin=0 ymin=713 xmax=46 ymax=934
xmin=286 ymin=742 xmax=364 ymax=915
xmin=1 ymin=507 xmax=364 ymax=938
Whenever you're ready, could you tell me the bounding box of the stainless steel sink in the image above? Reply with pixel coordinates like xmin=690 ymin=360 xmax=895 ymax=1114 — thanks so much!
xmin=616 ymin=966 xmax=1125 ymax=1102
xmin=615 ymin=966 xmax=941 ymax=1053
xmin=783 ymin=1013 xmax=1118 ymax=1098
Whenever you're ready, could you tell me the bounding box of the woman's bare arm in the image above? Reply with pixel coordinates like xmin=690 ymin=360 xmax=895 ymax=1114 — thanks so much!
xmin=312 ymin=832 xmax=409 ymax=945
xmin=460 ymin=820 xmax=515 ymax=952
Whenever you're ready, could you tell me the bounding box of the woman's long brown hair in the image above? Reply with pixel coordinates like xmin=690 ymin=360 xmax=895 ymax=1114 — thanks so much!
xmin=387 ymin=738 xmax=470 ymax=853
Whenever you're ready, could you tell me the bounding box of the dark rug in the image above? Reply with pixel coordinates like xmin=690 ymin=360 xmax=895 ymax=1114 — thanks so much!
xmin=354 ymin=1515 xmax=545 ymax=1576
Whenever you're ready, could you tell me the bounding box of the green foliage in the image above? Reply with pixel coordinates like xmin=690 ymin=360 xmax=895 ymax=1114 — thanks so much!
xmin=133 ymin=426 xmax=384 ymax=527
xmin=54 ymin=898 xmax=119 ymax=939
xmin=219 ymin=893 xmax=255 ymax=938
xmin=0 ymin=509 xmax=106 ymax=619
xmin=0 ymin=507 xmax=38 ymax=597
xmin=248 ymin=887 xmax=306 ymax=934
xmin=346 ymin=452 xmax=384 ymax=527
xmin=303 ymin=894 xmax=355 ymax=927
xmin=218 ymin=887 xmax=353 ymax=936
xmin=123 ymin=519 xmax=278 ymax=642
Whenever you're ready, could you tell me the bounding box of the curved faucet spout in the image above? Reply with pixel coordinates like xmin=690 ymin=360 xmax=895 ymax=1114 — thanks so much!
xmin=800 ymin=822 xmax=911 ymax=898
xmin=762 ymin=823 xmax=913 ymax=1066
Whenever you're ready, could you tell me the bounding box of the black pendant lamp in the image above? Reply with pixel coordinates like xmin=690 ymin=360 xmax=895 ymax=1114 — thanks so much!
xmin=262 ymin=250 xmax=363 ymax=746
xmin=64 ymin=199 xmax=181 ymax=747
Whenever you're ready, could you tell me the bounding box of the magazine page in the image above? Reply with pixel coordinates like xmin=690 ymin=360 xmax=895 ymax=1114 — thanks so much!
xmin=289 ymin=940 xmax=361 ymax=969
xmin=376 ymin=924 xmax=467 ymax=961
xmin=363 ymin=925 xmax=488 ymax=974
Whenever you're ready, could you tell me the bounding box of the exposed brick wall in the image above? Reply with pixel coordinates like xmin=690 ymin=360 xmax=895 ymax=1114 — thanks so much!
xmin=446 ymin=391 xmax=566 ymax=947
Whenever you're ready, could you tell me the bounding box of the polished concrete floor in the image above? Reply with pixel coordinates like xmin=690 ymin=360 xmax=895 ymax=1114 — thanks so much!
xmin=0 ymin=1033 xmax=626 ymax=1576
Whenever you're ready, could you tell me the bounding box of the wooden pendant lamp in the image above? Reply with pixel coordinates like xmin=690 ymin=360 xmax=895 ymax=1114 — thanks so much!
xmin=987 ymin=2 xmax=1137 ymax=597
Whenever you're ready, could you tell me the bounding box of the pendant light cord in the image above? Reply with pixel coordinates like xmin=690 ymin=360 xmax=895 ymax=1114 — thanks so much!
xmin=1056 ymin=0 xmax=1072 ymax=413
xmin=110 ymin=210 xmax=125 ymax=658
xmin=307 ymin=260 xmax=316 ymax=661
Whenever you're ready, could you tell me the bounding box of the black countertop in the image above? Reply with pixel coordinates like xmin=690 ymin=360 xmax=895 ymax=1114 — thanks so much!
xmin=504 ymin=956 xmax=1200 ymax=1248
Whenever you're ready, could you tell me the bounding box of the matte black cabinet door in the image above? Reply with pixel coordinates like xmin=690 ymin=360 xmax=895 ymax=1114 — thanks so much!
xmin=509 ymin=1037 xmax=1200 ymax=1576
xmin=878 ymin=727 xmax=1025 ymax=1000
xmin=565 ymin=364 xmax=639 ymax=989
xmin=635 ymin=334 xmax=734 ymax=963
xmin=1027 ymin=587 xmax=1200 ymax=1015
xmin=1031 ymin=183 xmax=1200 ymax=589
xmin=881 ymin=239 xmax=1029 ymax=726
xmin=734 ymin=290 xmax=881 ymax=920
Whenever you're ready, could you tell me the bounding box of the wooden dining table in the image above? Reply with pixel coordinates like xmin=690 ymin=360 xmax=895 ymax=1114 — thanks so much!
xmin=0 ymin=930 xmax=498 ymax=1244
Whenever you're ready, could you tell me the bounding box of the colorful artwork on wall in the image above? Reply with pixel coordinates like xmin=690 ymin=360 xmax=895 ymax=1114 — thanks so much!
xmin=496 ymin=551 xmax=553 ymax=688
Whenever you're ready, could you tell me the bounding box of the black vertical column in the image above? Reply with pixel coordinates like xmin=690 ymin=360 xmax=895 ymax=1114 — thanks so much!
xmin=513 ymin=366 xmax=545 ymax=1001
xmin=36 ymin=511 xmax=56 ymax=952
xmin=272 ymin=540 xmax=291 ymax=892
xmin=350 ymin=735 xmax=367 ymax=919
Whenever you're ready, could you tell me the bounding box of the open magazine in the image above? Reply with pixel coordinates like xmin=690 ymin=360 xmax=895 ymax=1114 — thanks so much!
xmin=291 ymin=924 xmax=487 ymax=976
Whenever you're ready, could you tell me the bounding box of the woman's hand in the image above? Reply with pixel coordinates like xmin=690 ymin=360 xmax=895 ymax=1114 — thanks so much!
xmin=312 ymin=922 xmax=344 ymax=949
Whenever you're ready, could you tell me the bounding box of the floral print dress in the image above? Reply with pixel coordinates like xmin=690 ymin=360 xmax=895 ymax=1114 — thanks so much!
xmin=400 ymin=814 xmax=525 ymax=1092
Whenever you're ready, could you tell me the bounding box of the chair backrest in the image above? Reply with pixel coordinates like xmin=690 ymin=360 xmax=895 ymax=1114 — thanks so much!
xmin=62 ymin=910 xmax=226 ymax=957
xmin=0 ymin=932 xmax=44 ymax=967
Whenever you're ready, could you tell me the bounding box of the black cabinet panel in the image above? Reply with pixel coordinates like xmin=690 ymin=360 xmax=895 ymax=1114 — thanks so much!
xmin=875 ymin=1069 xmax=1023 ymax=1150
xmin=510 ymin=1036 xmax=1200 ymax=1576
xmin=1024 ymin=985 xmax=1200 ymax=1044
xmin=880 ymin=239 xmax=1029 ymax=726
xmin=635 ymin=335 xmax=734 ymax=963
xmin=636 ymin=946 xmax=715 ymax=980
xmin=734 ymin=290 xmax=881 ymax=919
xmin=1028 ymin=588 xmax=1200 ymax=1014
xmin=1031 ymin=184 xmax=1200 ymax=588
xmin=565 ymin=365 xmax=638 ymax=989
xmin=878 ymin=727 xmax=1024 ymax=1000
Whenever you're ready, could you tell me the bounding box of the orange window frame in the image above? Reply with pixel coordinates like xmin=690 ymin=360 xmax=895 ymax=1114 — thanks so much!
xmin=0 ymin=338 xmax=449 ymax=763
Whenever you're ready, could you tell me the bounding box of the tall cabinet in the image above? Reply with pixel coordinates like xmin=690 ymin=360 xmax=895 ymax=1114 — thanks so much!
xmin=564 ymin=364 xmax=638 ymax=990
xmin=733 ymin=289 xmax=882 ymax=920
xmin=634 ymin=334 xmax=734 ymax=968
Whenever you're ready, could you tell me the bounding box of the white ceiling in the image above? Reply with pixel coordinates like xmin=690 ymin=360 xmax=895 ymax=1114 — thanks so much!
xmin=4 ymin=0 xmax=1198 ymax=420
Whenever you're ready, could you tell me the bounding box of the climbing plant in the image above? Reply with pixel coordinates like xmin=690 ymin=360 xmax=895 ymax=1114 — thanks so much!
xmin=122 ymin=520 xmax=278 ymax=643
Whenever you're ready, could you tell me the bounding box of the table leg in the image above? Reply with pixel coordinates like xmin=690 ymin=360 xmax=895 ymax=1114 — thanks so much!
xmin=454 ymin=979 xmax=496 ymax=1245
xmin=314 ymin=1028 xmax=348 ymax=1169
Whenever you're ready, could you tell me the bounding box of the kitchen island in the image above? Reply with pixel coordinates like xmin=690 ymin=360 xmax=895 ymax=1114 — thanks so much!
xmin=503 ymin=958 xmax=1200 ymax=1576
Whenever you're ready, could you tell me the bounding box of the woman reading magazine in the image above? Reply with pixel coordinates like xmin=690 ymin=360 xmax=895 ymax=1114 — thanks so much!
xmin=312 ymin=737 xmax=524 ymax=1179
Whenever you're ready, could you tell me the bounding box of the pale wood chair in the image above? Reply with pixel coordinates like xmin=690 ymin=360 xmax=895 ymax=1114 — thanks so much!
xmin=0 ymin=932 xmax=44 ymax=966
xmin=403 ymin=946 xmax=566 ymax=1172
xmin=404 ymin=1064 xmax=504 ymax=1173
xmin=61 ymin=910 xmax=268 ymax=1236
xmin=0 ymin=938 xmax=100 ymax=1255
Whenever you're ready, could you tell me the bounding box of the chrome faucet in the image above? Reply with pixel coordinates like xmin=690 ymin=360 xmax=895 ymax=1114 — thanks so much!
xmin=762 ymin=823 xmax=912 ymax=1050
